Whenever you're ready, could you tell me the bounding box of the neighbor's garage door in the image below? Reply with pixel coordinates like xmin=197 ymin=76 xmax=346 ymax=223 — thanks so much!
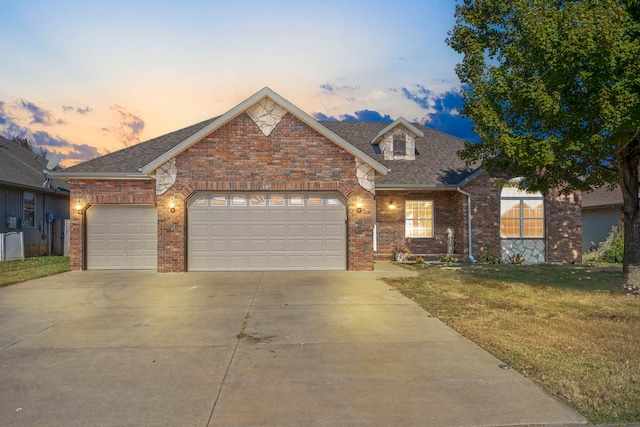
xmin=86 ymin=206 xmax=158 ymax=270
xmin=188 ymin=193 xmax=346 ymax=271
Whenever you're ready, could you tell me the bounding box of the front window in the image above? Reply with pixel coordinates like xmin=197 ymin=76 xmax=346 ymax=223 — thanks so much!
xmin=23 ymin=192 xmax=35 ymax=228
xmin=500 ymin=185 xmax=544 ymax=238
xmin=393 ymin=132 xmax=406 ymax=155
xmin=405 ymin=200 xmax=434 ymax=238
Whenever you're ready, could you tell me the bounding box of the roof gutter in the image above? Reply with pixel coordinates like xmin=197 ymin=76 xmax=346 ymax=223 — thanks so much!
xmin=457 ymin=187 xmax=477 ymax=263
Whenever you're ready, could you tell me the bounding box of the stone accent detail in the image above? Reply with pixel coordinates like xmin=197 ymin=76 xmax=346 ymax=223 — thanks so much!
xmin=378 ymin=126 xmax=416 ymax=160
xmin=155 ymin=159 xmax=177 ymax=195
xmin=355 ymin=159 xmax=375 ymax=194
xmin=246 ymin=97 xmax=288 ymax=137
xmin=501 ymin=239 xmax=545 ymax=264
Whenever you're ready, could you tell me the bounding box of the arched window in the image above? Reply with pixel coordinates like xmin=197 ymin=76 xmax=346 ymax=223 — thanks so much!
xmin=500 ymin=181 xmax=544 ymax=238
xmin=393 ymin=132 xmax=406 ymax=155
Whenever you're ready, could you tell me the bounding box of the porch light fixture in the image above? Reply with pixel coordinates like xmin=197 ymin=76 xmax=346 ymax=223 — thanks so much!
xmin=389 ymin=200 xmax=396 ymax=210
xmin=75 ymin=198 xmax=83 ymax=214
xmin=356 ymin=197 xmax=363 ymax=213
xmin=169 ymin=197 xmax=176 ymax=213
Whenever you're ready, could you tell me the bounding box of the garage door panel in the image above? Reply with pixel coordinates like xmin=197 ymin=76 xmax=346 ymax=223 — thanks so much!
xmin=326 ymin=239 xmax=345 ymax=251
xmin=269 ymin=239 xmax=287 ymax=251
xmin=307 ymin=211 xmax=324 ymax=221
xmin=229 ymin=209 xmax=248 ymax=220
xmin=250 ymin=224 xmax=267 ymax=235
xmin=287 ymin=210 xmax=306 ymax=221
xmin=87 ymin=207 xmax=157 ymax=270
xmin=307 ymin=225 xmax=324 ymax=236
xmin=188 ymin=193 xmax=346 ymax=271
xmin=209 ymin=225 xmax=228 ymax=236
xmin=249 ymin=239 xmax=267 ymax=251
xmin=287 ymin=224 xmax=305 ymax=236
xmin=268 ymin=224 xmax=286 ymax=235
xmin=306 ymin=239 xmax=324 ymax=251
xmin=326 ymin=211 xmax=345 ymax=222
xmin=190 ymin=210 xmax=210 ymax=221
xmin=229 ymin=225 xmax=248 ymax=236
xmin=288 ymin=239 xmax=306 ymax=251
xmin=229 ymin=239 xmax=248 ymax=251
xmin=326 ymin=224 xmax=345 ymax=237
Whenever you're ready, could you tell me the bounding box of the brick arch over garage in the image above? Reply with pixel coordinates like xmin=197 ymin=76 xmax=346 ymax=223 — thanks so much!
xmin=154 ymin=112 xmax=376 ymax=272
xmin=157 ymin=179 xmax=374 ymax=272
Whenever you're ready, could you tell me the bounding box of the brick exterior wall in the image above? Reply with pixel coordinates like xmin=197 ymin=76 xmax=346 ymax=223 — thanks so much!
xmin=461 ymin=172 xmax=504 ymax=259
xmin=375 ymin=171 xmax=582 ymax=264
xmin=69 ymin=179 xmax=156 ymax=270
xmin=545 ymin=188 xmax=582 ymax=263
xmin=70 ymin=112 xmax=374 ymax=272
xmin=375 ymin=190 xmax=465 ymax=258
xmin=69 ymin=116 xmax=582 ymax=270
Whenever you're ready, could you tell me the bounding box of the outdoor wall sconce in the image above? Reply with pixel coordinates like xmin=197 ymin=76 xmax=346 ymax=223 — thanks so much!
xmin=75 ymin=198 xmax=83 ymax=214
xmin=169 ymin=197 xmax=176 ymax=213
xmin=389 ymin=200 xmax=396 ymax=210
xmin=356 ymin=197 xmax=363 ymax=213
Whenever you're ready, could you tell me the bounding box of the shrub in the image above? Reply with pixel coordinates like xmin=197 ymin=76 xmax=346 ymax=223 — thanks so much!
xmin=478 ymin=253 xmax=502 ymax=264
xmin=440 ymin=254 xmax=455 ymax=263
xmin=584 ymin=226 xmax=624 ymax=264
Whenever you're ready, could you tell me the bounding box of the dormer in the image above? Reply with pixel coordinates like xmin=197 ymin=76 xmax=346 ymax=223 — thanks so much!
xmin=371 ymin=117 xmax=424 ymax=160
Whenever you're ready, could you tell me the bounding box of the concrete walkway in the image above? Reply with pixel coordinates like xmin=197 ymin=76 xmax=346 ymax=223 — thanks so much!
xmin=0 ymin=269 xmax=586 ymax=426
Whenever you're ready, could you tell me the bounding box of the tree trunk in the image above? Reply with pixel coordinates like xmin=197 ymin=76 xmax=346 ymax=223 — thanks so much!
xmin=618 ymin=137 xmax=640 ymax=294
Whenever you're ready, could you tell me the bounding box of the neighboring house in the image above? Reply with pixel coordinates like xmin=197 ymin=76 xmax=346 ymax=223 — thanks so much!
xmin=581 ymin=185 xmax=623 ymax=252
xmin=0 ymin=136 xmax=70 ymax=257
xmin=54 ymin=88 xmax=581 ymax=272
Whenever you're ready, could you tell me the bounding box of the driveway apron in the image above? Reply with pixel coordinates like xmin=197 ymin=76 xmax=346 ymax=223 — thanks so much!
xmin=0 ymin=268 xmax=586 ymax=426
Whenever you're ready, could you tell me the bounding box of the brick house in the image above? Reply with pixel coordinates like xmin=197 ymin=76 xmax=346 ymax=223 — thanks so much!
xmin=54 ymin=87 xmax=581 ymax=271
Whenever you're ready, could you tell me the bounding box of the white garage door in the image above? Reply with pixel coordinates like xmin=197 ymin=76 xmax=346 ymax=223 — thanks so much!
xmin=188 ymin=193 xmax=346 ymax=271
xmin=86 ymin=206 xmax=158 ymax=270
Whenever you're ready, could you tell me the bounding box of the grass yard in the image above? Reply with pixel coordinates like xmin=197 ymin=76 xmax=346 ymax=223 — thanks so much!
xmin=0 ymin=256 xmax=70 ymax=287
xmin=385 ymin=263 xmax=639 ymax=425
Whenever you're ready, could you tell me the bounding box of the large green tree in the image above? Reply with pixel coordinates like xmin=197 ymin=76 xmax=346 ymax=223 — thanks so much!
xmin=448 ymin=0 xmax=640 ymax=293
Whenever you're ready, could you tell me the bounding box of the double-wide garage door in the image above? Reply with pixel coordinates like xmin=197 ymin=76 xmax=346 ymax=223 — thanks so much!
xmin=188 ymin=193 xmax=347 ymax=271
xmin=86 ymin=206 xmax=158 ymax=270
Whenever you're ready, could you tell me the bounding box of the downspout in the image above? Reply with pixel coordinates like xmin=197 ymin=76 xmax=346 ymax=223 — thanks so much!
xmin=457 ymin=187 xmax=477 ymax=263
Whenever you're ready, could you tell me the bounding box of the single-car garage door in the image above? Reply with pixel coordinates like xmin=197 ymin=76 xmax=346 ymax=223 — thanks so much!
xmin=86 ymin=206 xmax=158 ymax=270
xmin=188 ymin=193 xmax=346 ymax=271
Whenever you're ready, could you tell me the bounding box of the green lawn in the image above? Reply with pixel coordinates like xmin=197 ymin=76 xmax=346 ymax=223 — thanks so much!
xmin=385 ymin=263 xmax=639 ymax=425
xmin=0 ymin=256 xmax=70 ymax=287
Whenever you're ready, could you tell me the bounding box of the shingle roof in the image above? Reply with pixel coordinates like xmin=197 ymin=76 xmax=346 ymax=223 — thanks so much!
xmin=61 ymin=117 xmax=219 ymax=174
xmin=59 ymin=110 xmax=478 ymax=188
xmin=0 ymin=135 xmax=69 ymax=193
xmin=582 ymin=185 xmax=623 ymax=209
xmin=320 ymin=121 xmax=478 ymax=187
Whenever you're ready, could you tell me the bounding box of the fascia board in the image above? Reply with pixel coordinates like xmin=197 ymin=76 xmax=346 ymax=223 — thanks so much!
xmin=375 ymin=184 xmax=460 ymax=191
xmin=371 ymin=117 xmax=425 ymax=144
xmin=49 ymin=172 xmax=151 ymax=180
xmin=456 ymin=168 xmax=485 ymax=187
xmin=141 ymin=87 xmax=389 ymax=176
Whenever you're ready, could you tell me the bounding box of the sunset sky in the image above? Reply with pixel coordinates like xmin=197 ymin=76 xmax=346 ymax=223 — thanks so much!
xmin=0 ymin=0 xmax=475 ymax=167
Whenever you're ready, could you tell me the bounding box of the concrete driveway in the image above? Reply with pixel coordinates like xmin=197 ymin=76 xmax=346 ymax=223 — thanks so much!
xmin=0 ymin=265 xmax=586 ymax=426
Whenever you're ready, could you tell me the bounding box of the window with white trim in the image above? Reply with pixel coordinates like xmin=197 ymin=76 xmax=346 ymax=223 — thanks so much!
xmin=500 ymin=185 xmax=544 ymax=238
xmin=405 ymin=200 xmax=434 ymax=238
